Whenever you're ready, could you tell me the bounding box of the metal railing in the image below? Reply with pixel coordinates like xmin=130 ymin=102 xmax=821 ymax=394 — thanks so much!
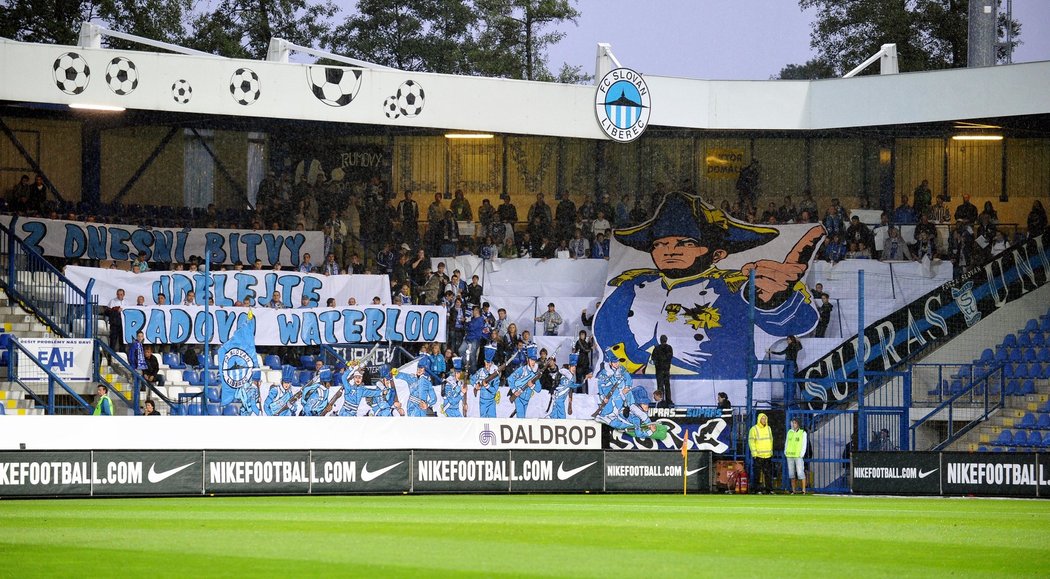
xmin=94 ymin=339 xmax=177 ymax=416
xmin=909 ymin=364 xmax=1005 ymax=451
xmin=0 ymin=219 xmax=98 ymax=339
xmin=6 ymin=336 xmax=92 ymax=414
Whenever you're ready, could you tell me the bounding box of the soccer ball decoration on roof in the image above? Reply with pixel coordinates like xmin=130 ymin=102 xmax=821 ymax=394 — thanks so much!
xmin=383 ymin=96 xmax=400 ymax=119
xmin=395 ymin=80 xmax=425 ymax=117
xmin=230 ymin=68 xmax=261 ymax=105
xmin=104 ymin=57 xmax=138 ymax=96
xmin=307 ymin=66 xmax=363 ymax=107
xmin=53 ymin=52 xmax=90 ymax=95
xmin=172 ymin=80 xmax=192 ymax=104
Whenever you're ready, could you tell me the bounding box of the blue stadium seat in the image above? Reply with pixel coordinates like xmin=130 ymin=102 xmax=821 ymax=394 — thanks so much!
xmin=950 ymin=379 xmax=963 ymax=395
xmin=205 ymin=385 xmax=221 ymax=404
xmin=1020 ymin=413 xmax=1037 ymax=429
xmin=1021 ymin=379 xmax=1036 ymax=395
xmin=205 ymin=354 xmax=219 ymax=371
xmin=296 ymin=370 xmax=312 ymax=386
xmin=1024 ymin=348 xmax=1038 ymax=363
xmin=169 ymin=404 xmax=185 ymax=416
xmin=163 ymin=352 xmax=185 ymax=369
xmin=205 ymin=403 xmax=222 ymax=416
xmin=1033 ymin=332 xmax=1046 ymax=347
xmin=1026 ymin=319 xmax=1039 ymax=332
xmin=251 ymin=370 xmax=262 ymax=382
xmin=222 ymin=404 xmax=239 ymax=416
xmin=1009 ymin=348 xmax=1023 ymax=363
xmin=299 ymin=355 xmax=315 ymax=370
xmin=183 ymin=370 xmax=202 ymax=386
xmin=995 ymin=348 xmax=1009 ymax=362
xmin=1019 ymin=333 xmax=1032 ymax=348
xmin=185 ymin=403 xmax=202 ymax=416
xmin=1027 ymin=431 xmax=1043 ymax=448
xmin=980 ymin=348 xmax=994 ymax=363
xmin=1042 ymin=317 xmax=1050 ymax=332
xmin=978 ymin=446 xmax=988 ymax=452
xmin=1040 ymin=364 xmax=1050 ymax=380
xmin=1017 ymin=363 xmax=1031 ymax=378
xmin=1039 ymin=414 xmax=1050 ymax=430
xmin=264 ymin=354 xmax=282 ymax=369
xmin=1005 ymin=380 xmax=1019 ymax=396
xmin=1012 ymin=430 xmax=1029 ymax=447
xmin=1003 ymin=334 xmax=1018 ymax=348
xmin=0 ymin=405 xmax=5 ymax=415
xmin=1039 ymin=348 xmax=1050 ymax=363
xmin=994 ymin=430 xmax=1013 ymax=446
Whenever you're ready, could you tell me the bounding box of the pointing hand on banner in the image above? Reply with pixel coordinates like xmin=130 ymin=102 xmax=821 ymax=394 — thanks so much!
xmin=740 ymin=225 xmax=824 ymax=308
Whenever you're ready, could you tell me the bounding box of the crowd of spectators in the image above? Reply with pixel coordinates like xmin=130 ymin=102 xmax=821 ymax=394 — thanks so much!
xmin=7 ymin=170 xmax=1049 ymax=307
xmin=10 ymin=170 xmax=1049 ymax=409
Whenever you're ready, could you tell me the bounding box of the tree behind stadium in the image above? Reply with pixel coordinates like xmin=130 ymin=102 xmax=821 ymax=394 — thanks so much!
xmin=777 ymin=0 xmax=1022 ymax=79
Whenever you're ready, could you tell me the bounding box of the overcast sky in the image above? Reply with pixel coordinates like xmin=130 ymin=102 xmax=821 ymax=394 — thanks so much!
xmin=543 ymin=0 xmax=1050 ymax=80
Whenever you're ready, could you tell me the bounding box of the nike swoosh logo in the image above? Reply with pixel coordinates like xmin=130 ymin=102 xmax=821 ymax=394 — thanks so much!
xmin=147 ymin=462 xmax=195 ymax=483
xmin=557 ymin=461 xmax=597 ymax=480
xmin=918 ymin=468 xmax=938 ymax=479
xmin=361 ymin=461 xmax=404 ymax=482
xmin=687 ymin=467 xmax=706 ymax=476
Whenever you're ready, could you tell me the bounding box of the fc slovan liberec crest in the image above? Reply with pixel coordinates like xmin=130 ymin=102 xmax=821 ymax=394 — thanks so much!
xmin=594 ymin=67 xmax=651 ymax=143
xmin=222 ymin=348 xmax=256 ymax=389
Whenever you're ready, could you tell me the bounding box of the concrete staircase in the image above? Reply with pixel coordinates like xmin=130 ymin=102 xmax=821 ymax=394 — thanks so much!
xmin=952 ymin=387 xmax=1050 ymax=451
xmin=0 ymin=295 xmax=54 ymax=415
xmin=0 ymin=292 xmax=137 ymax=416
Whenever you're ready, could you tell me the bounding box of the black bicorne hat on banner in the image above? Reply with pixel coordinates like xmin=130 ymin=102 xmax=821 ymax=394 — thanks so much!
xmin=615 ymin=191 xmax=778 ymax=253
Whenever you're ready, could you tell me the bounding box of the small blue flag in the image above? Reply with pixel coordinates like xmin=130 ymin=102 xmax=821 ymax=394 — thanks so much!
xmin=218 ymin=311 xmax=258 ymax=406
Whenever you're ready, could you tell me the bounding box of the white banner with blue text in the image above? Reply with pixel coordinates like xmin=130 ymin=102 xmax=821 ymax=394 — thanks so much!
xmin=2 ymin=215 xmax=324 ymax=267
xmin=121 ymin=305 xmax=446 ymax=345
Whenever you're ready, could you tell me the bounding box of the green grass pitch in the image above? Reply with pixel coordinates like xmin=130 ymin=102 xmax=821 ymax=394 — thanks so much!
xmin=2 ymin=494 xmax=1049 ymax=577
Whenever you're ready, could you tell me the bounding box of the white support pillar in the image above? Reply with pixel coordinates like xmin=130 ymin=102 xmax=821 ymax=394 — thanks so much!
xmin=594 ymin=43 xmax=622 ymax=82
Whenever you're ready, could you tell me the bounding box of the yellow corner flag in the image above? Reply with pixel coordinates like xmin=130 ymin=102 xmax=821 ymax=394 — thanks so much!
xmin=681 ymin=432 xmax=689 ymax=495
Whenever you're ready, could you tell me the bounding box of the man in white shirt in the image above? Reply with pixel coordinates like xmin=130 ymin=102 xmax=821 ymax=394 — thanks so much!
xmin=591 ymin=211 xmax=611 ymax=239
xmin=106 ymin=289 xmax=128 ymax=356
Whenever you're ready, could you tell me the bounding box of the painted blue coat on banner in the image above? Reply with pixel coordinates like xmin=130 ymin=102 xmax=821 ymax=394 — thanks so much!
xmin=593 ymin=192 xmax=823 ymax=380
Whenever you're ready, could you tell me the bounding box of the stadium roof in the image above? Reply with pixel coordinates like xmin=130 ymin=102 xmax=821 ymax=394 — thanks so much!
xmin=1 ymin=35 xmax=1049 ymax=138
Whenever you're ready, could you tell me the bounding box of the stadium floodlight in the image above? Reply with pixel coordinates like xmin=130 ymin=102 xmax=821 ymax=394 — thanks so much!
xmin=842 ymin=44 xmax=899 ymax=78
xmin=69 ymin=103 xmax=125 ymax=112
xmin=266 ymin=38 xmax=395 ymax=70
xmin=78 ymin=22 xmax=224 ymax=58
xmin=952 ymin=134 xmax=1003 ymax=141
xmin=445 ymin=133 xmax=494 ymax=139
